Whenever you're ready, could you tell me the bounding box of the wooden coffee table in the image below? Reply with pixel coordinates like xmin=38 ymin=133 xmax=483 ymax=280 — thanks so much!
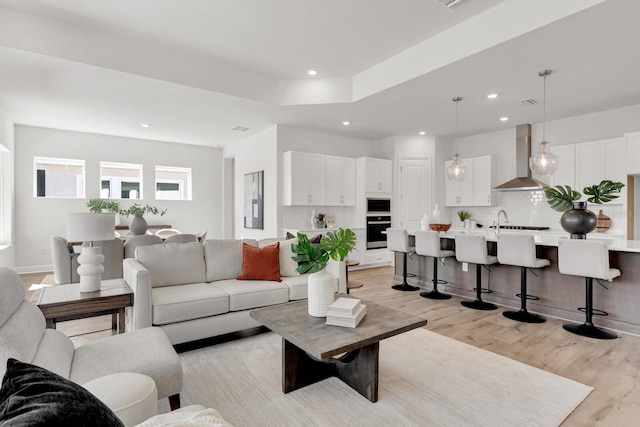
xmin=250 ymin=296 xmax=427 ymax=402
xmin=37 ymin=279 xmax=134 ymax=334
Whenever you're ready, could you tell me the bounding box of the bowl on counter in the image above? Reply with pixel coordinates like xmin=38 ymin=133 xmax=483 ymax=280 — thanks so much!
xmin=429 ymin=223 xmax=452 ymax=232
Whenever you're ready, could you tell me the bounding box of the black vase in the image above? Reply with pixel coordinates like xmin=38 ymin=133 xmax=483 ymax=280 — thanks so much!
xmin=560 ymin=201 xmax=597 ymax=239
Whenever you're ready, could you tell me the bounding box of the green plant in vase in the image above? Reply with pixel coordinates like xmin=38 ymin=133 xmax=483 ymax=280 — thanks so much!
xmin=291 ymin=228 xmax=357 ymax=317
xmin=544 ymin=180 xmax=624 ymax=237
xmin=119 ymin=204 xmax=167 ymax=235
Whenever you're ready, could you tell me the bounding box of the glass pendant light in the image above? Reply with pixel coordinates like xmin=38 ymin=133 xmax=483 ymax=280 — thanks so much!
xmin=447 ymin=96 xmax=467 ymax=182
xmin=529 ymin=69 xmax=558 ymax=176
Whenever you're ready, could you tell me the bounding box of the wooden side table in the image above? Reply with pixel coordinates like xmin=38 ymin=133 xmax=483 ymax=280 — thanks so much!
xmin=37 ymin=279 xmax=134 ymax=334
xmin=345 ymin=259 xmax=364 ymax=294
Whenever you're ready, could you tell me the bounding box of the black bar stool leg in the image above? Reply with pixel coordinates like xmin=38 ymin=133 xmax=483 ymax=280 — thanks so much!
xmin=461 ymin=264 xmax=497 ymax=310
xmin=392 ymin=252 xmax=419 ymax=291
xmin=563 ymin=277 xmax=617 ymax=339
xmin=503 ymin=267 xmax=546 ymax=323
xmin=420 ymin=257 xmax=451 ymax=300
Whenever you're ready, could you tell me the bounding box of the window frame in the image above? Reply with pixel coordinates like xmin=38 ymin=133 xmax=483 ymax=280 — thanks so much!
xmin=33 ymin=156 xmax=86 ymax=199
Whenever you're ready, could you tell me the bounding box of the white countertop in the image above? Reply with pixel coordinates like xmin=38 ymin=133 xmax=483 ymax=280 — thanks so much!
xmin=411 ymin=227 xmax=640 ymax=253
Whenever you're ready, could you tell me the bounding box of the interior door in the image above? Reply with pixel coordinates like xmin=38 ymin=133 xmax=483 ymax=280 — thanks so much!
xmin=400 ymin=158 xmax=431 ymax=230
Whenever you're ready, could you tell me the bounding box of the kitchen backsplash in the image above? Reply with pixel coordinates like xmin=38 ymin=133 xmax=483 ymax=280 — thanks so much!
xmin=446 ymin=191 xmax=626 ymax=236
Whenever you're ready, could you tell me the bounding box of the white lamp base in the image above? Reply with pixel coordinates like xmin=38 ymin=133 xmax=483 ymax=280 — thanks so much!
xmin=77 ymin=246 xmax=105 ymax=292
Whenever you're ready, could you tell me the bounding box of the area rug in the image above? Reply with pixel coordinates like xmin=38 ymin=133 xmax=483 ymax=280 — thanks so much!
xmin=159 ymin=328 xmax=592 ymax=427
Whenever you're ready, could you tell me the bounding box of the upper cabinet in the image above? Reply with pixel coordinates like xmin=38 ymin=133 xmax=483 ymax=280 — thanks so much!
xmin=444 ymin=156 xmax=493 ymax=207
xmin=625 ymin=132 xmax=640 ymax=175
xmin=325 ymin=155 xmax=356 ymax=206
xmin=549 ymin=138 xmax=625 ymax=202
xmin=282 ymin=151 xmax=326 ymax=206
xmin=550 ymin=144 xmax=576 ymax=188
xmin=363 ymin=158 xmax=392 ymax=194
xmin=282 ymin=151 xmax=357 ymax=206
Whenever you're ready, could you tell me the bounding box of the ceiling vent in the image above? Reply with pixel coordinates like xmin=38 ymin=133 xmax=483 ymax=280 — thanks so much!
xmin=232 ymin=126 xmax=250 ymax=132
xmin=438 ymin=0 xmax=465 ymax=8
xmin=519 ymin=98 xmax=538 ymax=105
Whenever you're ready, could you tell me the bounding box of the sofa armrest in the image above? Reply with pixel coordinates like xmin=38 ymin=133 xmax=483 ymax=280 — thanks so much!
xmin=123 ymin=258 xmax=153 ymax=330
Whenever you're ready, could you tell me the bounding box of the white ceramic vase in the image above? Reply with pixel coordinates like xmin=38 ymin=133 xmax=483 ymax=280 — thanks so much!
xmin=307 ymin=269 xmax=338 ymax=317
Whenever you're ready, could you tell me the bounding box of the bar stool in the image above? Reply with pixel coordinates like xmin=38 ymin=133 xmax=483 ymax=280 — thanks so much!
xmin=497 ymin=233 xmax=549 ymax=323
xmin=455 ymin=234 xmax=498 ymax=310
xmin=386 ymin=228 xmax=419 ymax=291
xmin=414 ymin=230 xmax=454 ymax=300
xmin=558 ymin=239 xmax=619 ymax=340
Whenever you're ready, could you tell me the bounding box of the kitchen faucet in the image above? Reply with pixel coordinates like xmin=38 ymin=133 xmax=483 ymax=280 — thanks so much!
xmin=495 ymin=209 xmax=509 ymax=235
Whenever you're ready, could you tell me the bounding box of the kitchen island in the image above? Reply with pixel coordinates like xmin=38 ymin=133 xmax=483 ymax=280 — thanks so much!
xmin=395 ymin=228 xmax=640 ymax=336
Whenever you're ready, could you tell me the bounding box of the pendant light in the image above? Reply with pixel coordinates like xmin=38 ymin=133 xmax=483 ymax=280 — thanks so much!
xmin=447 ymin=96 xmax=467 ymax=182
xmin=529 ymin=69 xmax=558 ymax=176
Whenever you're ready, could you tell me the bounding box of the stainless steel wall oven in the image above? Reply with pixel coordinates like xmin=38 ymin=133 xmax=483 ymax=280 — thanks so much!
xmin=366 ymin=198 xmax=391 ymax=249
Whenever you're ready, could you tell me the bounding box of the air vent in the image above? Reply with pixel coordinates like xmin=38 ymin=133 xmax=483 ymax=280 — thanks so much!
xmin=519 ymin=98 xmax=538 ymax=105
xmin=232 ymin=126 xmax=250 ymax=132
xmin=438 ymin=0 xmax=465 ymax=8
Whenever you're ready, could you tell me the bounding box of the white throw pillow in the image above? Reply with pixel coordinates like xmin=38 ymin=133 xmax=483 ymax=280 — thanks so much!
xmin=279 ymin=237 xmax=300 ymax=277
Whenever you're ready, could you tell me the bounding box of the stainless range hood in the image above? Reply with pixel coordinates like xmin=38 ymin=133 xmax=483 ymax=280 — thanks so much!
xmin=494 ymin=124 xmax=549 ymax=191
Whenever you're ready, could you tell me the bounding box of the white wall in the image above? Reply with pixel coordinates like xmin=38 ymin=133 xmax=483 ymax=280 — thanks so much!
xmin=14 ymin=125 xmax=222 ymax=271
xmin=0 ymin=110 xmax=15 ymax=268
xmin=224 ymin=125 xmax=279 ymax=239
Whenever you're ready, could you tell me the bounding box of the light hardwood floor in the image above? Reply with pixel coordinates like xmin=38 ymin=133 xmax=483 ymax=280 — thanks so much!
xmin=21 ymin=268 xmax=640 ymax=426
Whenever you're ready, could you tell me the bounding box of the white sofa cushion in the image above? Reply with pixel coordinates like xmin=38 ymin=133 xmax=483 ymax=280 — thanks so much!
xmin=136 ymin=242 xmax=206 ymax=288
xmin=258 ymin=237 xmax=300 ymax=277
xmin=204 ymin=239 xmax=258 ymax=282
xmin=31 ymin=329 xmax=75 ymax=378
xmin=0 ymin=302 xmax=46 ymax=379
xmin=281 ymin=274 xmax=309 ymax=300
xmin=214 ymin=279 xmax=289 ymax=311
xmin=151 ymin=282 xmax=230 ymax=325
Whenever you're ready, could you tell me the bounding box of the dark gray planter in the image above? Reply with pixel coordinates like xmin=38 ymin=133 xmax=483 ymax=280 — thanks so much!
xmin=561 ymin=201 xmax=597 ymax=239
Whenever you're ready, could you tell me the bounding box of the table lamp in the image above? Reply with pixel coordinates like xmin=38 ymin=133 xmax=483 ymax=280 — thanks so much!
xmin=67 ymin=213 xmax=115 ymax=292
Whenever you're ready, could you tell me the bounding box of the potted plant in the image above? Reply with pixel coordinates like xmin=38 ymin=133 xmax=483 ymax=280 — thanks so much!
xmin=457 ymin=210 xmax=472 ymax=227
xmin=545 ymin=180 xmax=624 ymax=238
xmin=87 ymin=198 xmax=121 ymax=226
xmin=315 ymin=213 xmax=326 ymax=229
xmin=291 ymin=228 xmax=356 ymax=317
xmin=119 ymin=204 xmax=167 ymax=235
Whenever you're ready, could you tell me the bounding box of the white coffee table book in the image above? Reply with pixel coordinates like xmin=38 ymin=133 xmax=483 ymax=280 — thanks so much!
xmin=326 ymin=297 xmax=367 ymax=328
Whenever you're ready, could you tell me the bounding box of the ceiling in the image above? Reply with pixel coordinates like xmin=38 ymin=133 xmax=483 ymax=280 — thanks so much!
xmin=0 ymin=0 xmax=638 ymax=148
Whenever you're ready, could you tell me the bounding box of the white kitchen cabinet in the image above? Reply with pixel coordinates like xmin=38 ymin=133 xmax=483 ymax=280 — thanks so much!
xmin=549 ymin=144 xmax=575 ymax=188
xmin=625 ymin=132 xmax=640 ymax=175
xmin=601 ymin=137 xmax=626 ymax=185
xmin=325 ymin=155 xmax=356 ymax=206
xmin=444 ymin=158 xmax=474 ymax=206
xmin=364 ymin=158 xmax=392 ymax=194
xmin=473 ymin=155 xmax=494 ymax=206
xmin=282 ymin=151 xmax=326 ymax=206
xmin=349 ymin=229 xmax=366 ymax=265
xmin=575 ymin=140 xmax=601 ymax=200
xmin=364 ymin=248 xmax=393 ymax=265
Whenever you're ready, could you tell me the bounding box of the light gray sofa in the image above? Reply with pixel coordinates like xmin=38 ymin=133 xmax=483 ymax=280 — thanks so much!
xmin=0 ymin=267 xmax=184 ymax=415
xmin=124 ymin=237 xmax=308 ymax=345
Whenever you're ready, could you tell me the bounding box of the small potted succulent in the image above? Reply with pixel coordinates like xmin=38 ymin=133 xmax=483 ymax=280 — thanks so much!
xmin=119 ymin=204 xmax=167 ymax=235
xmin=457 ymin=210 xmax=472 ymax=228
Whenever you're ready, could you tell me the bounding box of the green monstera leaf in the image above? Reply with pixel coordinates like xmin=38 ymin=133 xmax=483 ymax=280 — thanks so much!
xmin=583 ymin=180 xmax=625 ymax=204
xmin=544 ymin=185 xmax=581 ymax=212
xmin=291 ymin=228 xmax=356 ymax=274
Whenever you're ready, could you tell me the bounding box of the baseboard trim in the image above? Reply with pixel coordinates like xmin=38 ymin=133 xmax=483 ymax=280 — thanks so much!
xmin=14 ymin=264 xmax=53 ymax=274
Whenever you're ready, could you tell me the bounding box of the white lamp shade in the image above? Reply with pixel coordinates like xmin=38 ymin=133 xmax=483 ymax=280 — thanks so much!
xmin=67 ymin=213 xmax=115 ymax=242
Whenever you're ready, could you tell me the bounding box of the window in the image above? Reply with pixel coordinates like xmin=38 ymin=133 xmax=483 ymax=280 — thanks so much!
xmin=155 ymin=166 xmax=192 ymax=200
xmin=100 ymin=162 xmax=143 ymax=199
xmin=33 ymin=156 xmax=85 ymax=198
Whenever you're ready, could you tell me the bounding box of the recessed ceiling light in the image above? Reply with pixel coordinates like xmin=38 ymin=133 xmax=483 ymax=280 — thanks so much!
xmin=140 ymin=123 xmax=150 ymax=128
xmin=342 ymin=121 xmax=350 ymax=126
xmin=419 ymin=131 xmax=426 ymax=135
xmin=500 ymin=117 xmax=509 ymax=122
xmin=487 ymin=93 xmax=498 ymax=99
xmin=307 ymin=70 xmax=318 ymax=76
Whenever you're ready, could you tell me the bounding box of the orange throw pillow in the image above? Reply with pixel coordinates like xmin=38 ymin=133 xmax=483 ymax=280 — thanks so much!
xmin=237 ymin=242 xmax=281 ymax=281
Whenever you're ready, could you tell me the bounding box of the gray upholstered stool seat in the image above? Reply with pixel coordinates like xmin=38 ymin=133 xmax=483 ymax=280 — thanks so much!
xmin=558 ymin=239 xmax=619 ymax=339
xmin=386 ymin=228 xmax=419 ymax=291
xmin=455 ymin=234 xmax=498 ymax=310
xmin=498 ymin=233 xmax=550 ymax=323
xmin=415 ymin=230 xmax=455 ymax=300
